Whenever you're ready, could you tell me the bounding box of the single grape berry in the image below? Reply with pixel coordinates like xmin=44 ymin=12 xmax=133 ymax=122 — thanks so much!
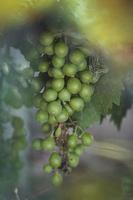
xmin=81 ymin=132 xmax=93 ymax=146
xmin=67 ymin=78 xmax=81 ymax=94
xmin=33 ymin=94 xmax=42 ymax=108
xmin=69 ymin=50 xmax=84 ymax=65
xmin=52 ymin=172 xmax=63 ymax=186
xmin=40 ymin=32 xmax=54 ymax=46
xmin=55 ymin=127 xmax=62 ymax=137
xmin=52 ymin=56 xmax=65 ymax=68
xmin=39 ymin=100 xmax=47 ymax=111
xmin=31 ymin=78 xmax=42 ymax=92
xmin=41 ymin=136 xmax=55 ymax=151
xmin=43 ymin=164 xmax=52 ymax=174
xmin=70 ymin=97 xmax=84 ymax=111
xmin=78 ymin=59 xmax=87 ymax=71
xmin=79 ymin=84 xmax=94 ymax=102
xmin=67 ymin=134 xmax=78 ymax=148
xmin=51 ymin=78 xmax=65 ymax=92
xmin=58 ymin=88 xmax=71 ymax=102
xmin=48 ymin=101 xmax=62 ymax=116
xmin=74 ymin=144 xmax=85 ymax=156
xmin=56 ymin=109 xmax=69 ymax=123
xmin=35 ymin=110 xmax=48 ymax=124
xmin=51 ymin=68 xmax=64 ymax=78
xmin=63 ymin=63 xmax=77 ymax=77
xmin=64 ymin=104 xmax=74 ymax=116
xmin=39 ymin=61 xmax=49 ymax=72
xmin=32 ymin=139 xmax=42 ymax=150
xmin=79 ymin=70 xmax=93 ymax=83
xmin=43 ymin=88 xmax=57 ymax=102
xmin=44 ymin=45 xmax=54 ymax=55
xmin=48 ymin=115 xmax=57 ymax=125
xmin=68 ymin=153 xmax=79 ymax=168
xmin=49 ymin=152 xmax=62 ymax=168
xmin=55 ymin=42 xmax=68 ymax=58
xmin=42 ymin=123 xmax=51 ymax=133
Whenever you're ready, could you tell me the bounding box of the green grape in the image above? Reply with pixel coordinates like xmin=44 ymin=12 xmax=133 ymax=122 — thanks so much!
xmin=40 ymin=32 xmax=54 ymax=46
xmin=41 ymin=136 xmax=55 ymax=151
xmin=31 ymin=77 xmax=42 ymax=92
xmin=32 ymin=139 xmax=42 ymax=150
xmin=41 ymin=123 xmax=51 ymax=133
xmin=55 ymin=42 xmax=68 ymax=58
xmin=67 ymin=134 xmax=78 ymax=148
xmin=35 ymin=110 xmax=48 ymax=124
xmin=49 ymin=152 xmax=62 ymax=168
xmin=43 ymin=88 xmax=57 ymax=102
xmin=67 ymin=78 xmax=81 ymax=94
xmin=51 ymin=78 xmax=65 ymax=92
xmin=55 ymin=126 xmax=62 ymax=137
xmin=43 ymin=164 xmax=52 ymax=174
xmin=58 ymin=88 xmax=71 ymax=102
xmin=39 ymin=100 xmax=47 ymax=111
xmin=81 ymin=132 xmax=93 ymax=146
xmin=11 ymin=116 xmax=24 ymax=129
xmin=64 ymin=104 xmax=74 ymax=116
xmin=70 ymin=97 xmax=84 ymax=111
xmin=74 ymin=144 xmax=85 ymax=156
xmin=79 ymin=84 xmax=94 ymax=102
xmin=44 ymin=45 xmax=54 ymax=55
xmin=68 ymin=153 xmax=79 ymax=168
xmin=48 ymin=101 xmax=62 ymax=116
xmin=33 ymin=94 xmax=42 ymax=108
xmin=52 ymin=172 xmax=63 ymax=186
xmin=56 ymin=108 xmax=69 ymax=123
xmin=48 ymin=115 xmax=57 ymax=125
xmin=63 ymin=63 xmax=77 ymax=77
xmin=38 ymin=61 xmax=49 ymax=72
xmin=79 ymin=70 xmax=93 ymax=83
xmin=52 ymin=56 xmax=65 ymax=68
xmin=69 ymin=50 xmax=84 ymax=65
xmin=78 ymin=59 xmax=87 ymax=71
xmin=51 ymin=68 xmax=64 ymax=78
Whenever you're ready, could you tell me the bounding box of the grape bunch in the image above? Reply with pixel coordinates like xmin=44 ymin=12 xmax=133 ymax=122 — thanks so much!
xmin=32 ymin=32 xmax=100 ymax=186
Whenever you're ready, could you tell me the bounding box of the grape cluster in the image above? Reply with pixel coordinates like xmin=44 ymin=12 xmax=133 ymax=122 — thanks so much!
xmin=32 ymin=32 xmax=99 ymax=186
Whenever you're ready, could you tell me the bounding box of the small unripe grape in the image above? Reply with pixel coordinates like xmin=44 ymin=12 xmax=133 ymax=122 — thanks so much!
xmin=39 ymin=61 xmax=49 ymax=72
xmin=63 ymin=63 xmax=77 ymax=77
xmin=70 ymin=97 xmax=84 ymax=111
xmin=44 ymin=45 xmax=54 ymax=55
xmin=52 ymin=56 xmax=65 ymax=68
xmin=56 ymin=109 xmax=69 ymax=123
xmin=48 ymin=101 xmax=62 ymax=116
xmin=48 ymin=115 xmax=57 ymax=125
xmin=51 ymin=68 xmax=64 ymax=78
xmin=55 ymin=127 xmax=62 ymax=137
xmin=41 ymin=136 xmax=55 ymax=151
xmin=81 ymin=132 xmax=93 ymax=146
xmin=43 ymin=89 xmax=57 ymax=102
xmin=31 ymin=78 xmax=42 ymax=92
xmin=67 ymin=78 xmax=81 ymax=94
xmin=43 ymin=164 xmax=52 ymax=174
xmin=32 ymin=139 xmax=42 ymax=150
xmin=78 ymin=59 xmax=87 ymax=71
xmin=64 ymin=104 xmax=74 ymax=116
xmin=55 ymin=42 xmax=68 ymax=58
xmin=42 ymin=123 xmax=51 ymax=133
xmin=52 ymin=172 xmax=63 ymax=186
xmin=79 ymin=84 xmax=94 ymax=102
xmin=79 ymin=70 xmax=93 ymax=83
xmin=39 ymin=100 xmax=47 ymax=111
xmin=11 ymin=116 xmax=24 ymax=129
xmin=40 ymin=32 xmax=54 ymax=46
xmin=69 ymin=50 xmax=84 ymax=65
xmin=67 ymin=134 xmax=78 ymax=148
xmin=51 ymin=78 xmax=64 ymax=92
xmin=35 ymin=110 xmax=48 ymax=124
xmin=68 ymin=153 xmax=79 ymax=168
xmin=33 ymin=94 xmax=42 ymax=108
xmin=49 ymin=152 xmax=62 ymax=168
xmin=74 ymin=144 xmax=85 ymax=156
xmin=58 ymin=88 xmax=71 ymax=102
